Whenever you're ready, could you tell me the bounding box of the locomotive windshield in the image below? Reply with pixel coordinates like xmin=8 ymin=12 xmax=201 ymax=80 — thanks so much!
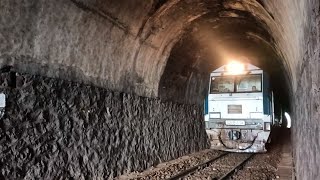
xmin=210 ymin=74 xmax=262 ymax=93
xmin=236 ymin=75 xmax=262 ymax=92
xmin=210 ymin=76 xmax=235 ymax=93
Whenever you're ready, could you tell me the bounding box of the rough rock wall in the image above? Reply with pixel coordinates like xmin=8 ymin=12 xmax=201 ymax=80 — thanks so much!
xmin=0 ymin=72 xmax=209 ymax=179
xmin=291 ymin=0 xmax=320 ymax=179
xmin=263 ymin=0 xmax=309 ymax=90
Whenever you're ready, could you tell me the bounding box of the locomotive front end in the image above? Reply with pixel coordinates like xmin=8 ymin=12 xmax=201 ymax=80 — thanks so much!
xmin=204 ymin=62 xmax=274 ymax=153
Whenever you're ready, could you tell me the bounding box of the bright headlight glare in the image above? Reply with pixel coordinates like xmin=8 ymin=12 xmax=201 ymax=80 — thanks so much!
xmin=225 ymin=61 xmax=245 ymax=75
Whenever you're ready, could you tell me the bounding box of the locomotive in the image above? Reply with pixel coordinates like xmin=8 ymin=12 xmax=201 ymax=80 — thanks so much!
xmin=204 ymin=61 xmax=275 ymax=153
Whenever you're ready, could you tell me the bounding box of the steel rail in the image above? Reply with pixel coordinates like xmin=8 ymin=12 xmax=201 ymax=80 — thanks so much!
xmin=217 ymin=153 xmax=255 ymax=180
xmin=166 ymin=152 xmax=229 ymax=180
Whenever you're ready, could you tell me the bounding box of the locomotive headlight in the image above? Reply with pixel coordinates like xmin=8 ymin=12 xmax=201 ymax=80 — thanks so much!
xmin=264 ymin=122 xmax=271 ymax=131
xmin=225 ymin=61 xmax=246 ymax=75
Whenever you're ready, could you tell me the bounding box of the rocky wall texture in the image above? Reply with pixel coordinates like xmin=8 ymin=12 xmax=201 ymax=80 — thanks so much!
xmin=292 ymin=0 xmax=320 ymax=179
xmin=0 ymin=72 xmax=209 ymax=179
xmin=1 ymin=0 xmax=320 ymax=179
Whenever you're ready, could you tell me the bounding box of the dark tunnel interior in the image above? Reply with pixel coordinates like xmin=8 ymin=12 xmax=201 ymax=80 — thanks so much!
xmin=1 ymin=0 xmax=319 ymax=179
xmin=159 ymin=8 xmax=291 ymax=117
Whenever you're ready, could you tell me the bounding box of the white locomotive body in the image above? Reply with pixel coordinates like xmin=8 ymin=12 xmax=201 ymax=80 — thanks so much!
xmin=204 ymin=62 xmax=274 ymax=153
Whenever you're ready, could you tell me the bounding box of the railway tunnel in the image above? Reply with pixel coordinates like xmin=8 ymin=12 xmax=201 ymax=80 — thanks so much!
xmin=0 ymin=0 xmax=319 ymax=179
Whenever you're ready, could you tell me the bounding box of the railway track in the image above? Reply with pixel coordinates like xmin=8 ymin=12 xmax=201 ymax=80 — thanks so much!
xmin=167 ymin=152 xmax=254 ymax=180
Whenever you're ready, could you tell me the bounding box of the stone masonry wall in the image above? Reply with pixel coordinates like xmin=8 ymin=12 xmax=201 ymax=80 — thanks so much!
xmin=0 ymin=72 xmax=209 ymax=179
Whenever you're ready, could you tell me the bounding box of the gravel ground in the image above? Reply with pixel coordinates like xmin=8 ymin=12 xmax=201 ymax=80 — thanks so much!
xmin=116 ymin=128 xmax=289 ymax=180
xmin=116 ymin=149 xmax=224 ymax=180
xmin=230 ymin=129 xmax=286 ymax=180
xmin=186 ymin=153 xmax=252 ymax=179
xmin=232 ymin=149 xmax=282 ymax=180
xmin=183 ymin=141 xmax=283 ymax=180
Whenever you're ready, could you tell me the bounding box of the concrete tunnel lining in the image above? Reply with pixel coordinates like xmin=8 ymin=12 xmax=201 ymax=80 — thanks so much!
xmin=0 ymin=0 xmax=319 ymax=179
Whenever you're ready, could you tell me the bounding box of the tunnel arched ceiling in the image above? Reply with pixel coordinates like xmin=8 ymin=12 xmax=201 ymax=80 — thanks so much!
xmin=0 ymin=0 xmax=310 ymax=100
xmin=1 ymin=0 xmax=319 ymax=179
xmin=157 ymin=0 xmax=292 ymax=104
